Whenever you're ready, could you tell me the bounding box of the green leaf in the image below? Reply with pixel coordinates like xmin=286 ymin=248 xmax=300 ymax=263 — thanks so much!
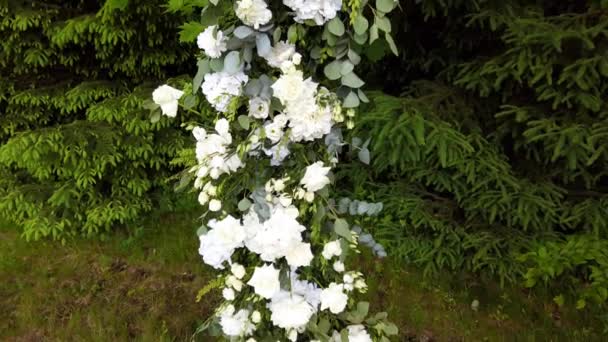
xmin=288 ymin=24 xmax=298 ymax=43
xmin=357 ymin=301 xmax=370 ymax=317
xmin=357 ymin=89 xmax=369 ymax=103
xmin=340 ymin=61 xmax=354 ymax=75
xmin=150 ymin=110 xmax=161 ymax=123
xmin=343 ymin=91 xmax=360 ymax=108
xmin=210 ymin=58 xmax=224 ymax=72
xmin=358 ymin=148 xmax=370 ymax=164
xmin=334 ymin=218 xmax=352 ymax=241
xmin=238 ymin=115 xmax=250 ymax=130
xmin=376 ymin=16 xmax=391 ymax=32
xmin=179 ymin=22 xmax=205 ymax=43
xmin=385 ymin=33 xmax=399 ymax=56
xmin=324 ymin=60 xmax=343 ymax=80
xmin=376 ymin=0 xmax=395 ymax=13
xmin=369 ymin=24 xmax=379 ymax=44
xmin=328 ymin=17 xmax=345 ymax=36
xmin=193 ymin=59 xmax=210 ymax=94
xmin=353 ymin=15 xmax=369 ymax=35
xmin=106 ymin=0 xmax=129 ymax=11
xmin=341 ymin=72 xmax=365 ymax=88
xmin=238 ymin=198 xmax=252 ymax=211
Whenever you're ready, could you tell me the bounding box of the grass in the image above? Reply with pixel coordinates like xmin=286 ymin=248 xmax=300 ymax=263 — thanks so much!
xmin=1 ymin=211 xmax=606 ymax=341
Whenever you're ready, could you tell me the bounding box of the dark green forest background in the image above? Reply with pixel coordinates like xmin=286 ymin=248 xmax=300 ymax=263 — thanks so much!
xmin=1 ymin=0 xmax=607 ymax=312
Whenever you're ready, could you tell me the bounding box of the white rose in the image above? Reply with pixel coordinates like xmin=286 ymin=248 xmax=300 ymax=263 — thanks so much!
xmin=320 ymin=283 xmax=348 ymax=314
xmin=249 ymin=97 xmax=270 ymax=119
xmin=209 ymin=199 xmax=222 ymax=212
xmin=322 ymin=240 xmax=342 ymax=259
xmin=197 ymin=25 xmax=227 ymax=58
xmin=300 ymin=161 xmax=331 ymax=192
xmin=285 ymin=242 xmax=313 ymax=268
xmin=247 ymin=264 xmax=281 ymax=299
xmin=152 ymin=85 xmax=184 ymax=118
xmin=264 ymin=121 xmax=284 ymax=143
xmin=231 ymin=263 xmax=246 ymax=279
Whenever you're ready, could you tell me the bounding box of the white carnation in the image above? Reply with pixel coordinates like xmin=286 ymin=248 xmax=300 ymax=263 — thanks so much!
xmin=235 ymin=0 xmax=272 ymax=29
xmin=248 ymin=97 xmax=270 ymax=119
xmin=197 ymin=25 xmax=227 ymax=58
xmin=283 ymin=0 xmax=342 ymax=25
xmin=219 ymin=306 xmax=255 ymax=337
xmin=264 ymin=41 xmax=297 ymax=68
xmin=268 ymin=291 xmax=315 ymax=330
xmin=202 ymin=71 xmax=248 ymax=113
xmin=346 ymin=325 xmax=373 ymax=342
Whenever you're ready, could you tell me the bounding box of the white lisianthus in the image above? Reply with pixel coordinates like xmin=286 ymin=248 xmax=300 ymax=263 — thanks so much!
xmin=268 ymin=291 xmax=315 ymax=330
xmin=285 ymin=242 xmax=313 ymax=268
xmin=248 ymin=97 xmax=270 ymax=119
xmin=152 ymin=85 xmax=184 ymax=118
xmin=235 ymin=0 xmax=272 ymax=29
xmin=300 ymin=161 xmax=331 ymax=192
xmin=209 ymin=199 xmax=222 ymax=211
xmin=247 ymin=264 xmax=281 ymax=299
xmin=320 ymin=283 xmax=348 ymax=314
xmin=197 ymin=25 xmax=227 ymax=58
xmin=322 ymin=240 xmax=342 ymax=259
xmin=333 ymin=260 xmax=345 ymax=272
xmin=264 ymin=121 xmax=285 ymax=143
xmin=231 ymin=263 xmax=246 ymax=279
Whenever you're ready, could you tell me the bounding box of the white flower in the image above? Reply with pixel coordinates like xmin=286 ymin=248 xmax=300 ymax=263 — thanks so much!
xmin=192 ymin=127 xmax=207 ymax=141
xmin=347 ymin=325 xmax=373 ymax=342
xmin=219 ymin=306 xmax=255 ymax=336
xmin=223 ymin=287 xmax=236 ymax=300
xmin=204 ymin=182 xmax=218 ymax=196
xmin=278 ymin=193 xmax=292 ymax=207
xmin=202 ymin=71 xmax=248 ymax=113
xmin=333 ymin=260 xmax=345 ymax=272
xmin=264 ymin=121 xmax=285 ymax=143
xmin=285 ymin=242 xmax=313 ymax=268
xmin=322 ymin=240 xmax=342 ymax=259
xmin=198 ymin=215 xmax=246 ymax=269
xmin=226 ymin=275 xmax=244 ymax=291
xmin=231 ymin=263 xmax=246 ymax=279
xmin=246 ymin=339 xmax=257 ymax=342
xmin=235 ymin=0 xmax=272 ymax=29
xmin=198 ymin=191 xmax=209 ymax=205
xmin=248 ymin=97 xmax=270 ymax=119
xmin=264 ymin=41 xmax=297 ymax=68
xmin=300 ymin=161 xmax=331 ymax=192
xmin=354 ymin=279 xmax=367 ymax=290
xmin=251 ymin=310 xmax=261 ymax=323
xmin=268 ymin=291 xmax=315 ymax=330
xmin=288 ymin=330 xmax=298 ymax=341
xmin=152 ymin=85 xmax=184 ymax=118
xmin=304 ymin=191 xmax=315 ymax=203
xmin=343 ymin=273 xmax=354 ymax=284
xmin=273 ymin=179 xmax=286 ymax=191
xmin=320 ymin=283 xmax=348 ymax=314
xmin=215 ymin=118 xmax=230 ymax=137
xmin=209 ymin=199 xmax=222 ymax=211
xmin=264 ymin=144 xmax=291 ymax=166
xmin=247 ymin=264 xmax=281 ymax=299
xmin=290 ymin=272 xmax=322 ymax=308
xmin=283 ymin=0 xmax=342 ymax=25
xmin=273 ymin=114 xmax=288 ymax=127
xmin=197 ymin=25 xmax=227 ymax=58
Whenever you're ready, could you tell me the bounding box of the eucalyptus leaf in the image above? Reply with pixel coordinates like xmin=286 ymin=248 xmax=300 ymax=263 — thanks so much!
xmin=341 ymin=72 xmax=365 ymax=88
xmin=210 ymin=58 xmax=224 ymax=72
xmin=348 ymin=49 xmax=361 ymax=65
xmin=328 ymin=17 xmax=345 ymax=36
xmin=256 ymin=34 xmax=272 ymax=56
xmin=238 ymin=197 xmax=252 ymax=211
xmin=334 ymin=218 xmax=352 ymax=241
xmin=385 ymin=33 xmax=399 ymax=56
xmin=369 ymin=24 xmax=379 ymax=44
xmin=357 ymin=89 xmax=369 ymax=103
xmin=324 ymin=60 xmax=342 ymax=80
xmin=354 ymin=32 xmax=368 ymax=45
xmin=376 ymin=16 xmax=392 ymax=32
xmin=234 ymin=26 xmax=254 ymax=39
xmin=353 ymin=15 xmax=369 ymax=35
xmin=193 ymin=59 xmax=209 ymax=93
xmin=343 ymin=91 xmax=360 ymax=108
xmin=340 ymin=60 xmax=354 ymax=75
xmin=238 ymin=115 xmax=250 ymax=130
xmin=376 ymin=0 xmax=395 ymax=13
xmin=358 ymin=148 xmax=371 ymax=164
xmin=223 ymin=51 xmax=241 ymax=73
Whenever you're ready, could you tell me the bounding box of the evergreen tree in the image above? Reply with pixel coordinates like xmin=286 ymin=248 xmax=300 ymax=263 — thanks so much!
xmin=0 ymin=0 xmax=194 ymax=240
xmin=346 ymin=0 xmax=608 ymax=306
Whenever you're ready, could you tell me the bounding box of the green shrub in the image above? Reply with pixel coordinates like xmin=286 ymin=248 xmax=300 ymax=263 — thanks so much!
xmin=0 ymin=0 xmax=194 ymax=240
xmin=344 ymin=1 xmax=608 ymax=307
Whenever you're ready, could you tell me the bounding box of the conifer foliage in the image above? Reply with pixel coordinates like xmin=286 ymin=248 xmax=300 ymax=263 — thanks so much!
xmin=0 ymin=0 xmax=193 ymax=240
xmin=348 ymin=1 xmax=608 ymax=306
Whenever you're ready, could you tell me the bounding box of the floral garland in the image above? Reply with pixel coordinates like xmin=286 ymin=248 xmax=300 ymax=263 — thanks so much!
xmin=149 ymin=0 xmax=398 ymax=340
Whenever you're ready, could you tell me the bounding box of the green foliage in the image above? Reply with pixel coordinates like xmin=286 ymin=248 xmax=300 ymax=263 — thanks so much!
xmin=0 ymin=0 xmax=194 ymax=240
xmin=342 ymin=1 xmax=608 ymax=307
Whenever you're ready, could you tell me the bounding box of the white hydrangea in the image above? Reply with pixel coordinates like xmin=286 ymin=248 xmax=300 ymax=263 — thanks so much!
xmin=346 ymin=325 xmax=373 ymax=342
xmin=283 ymin=0 xmax=342 ymax=25
xmin=197 ymin=25 xmax=227 ymax=58
xmin=198 ymin=215 xmax=246 ymax=269
xmin=263 ymin=41 xmax=299 ymax=68
xmin=152 ymin=85 xmax=184 ymax=118
xmin=202 ymin=71 xmax=249 ymax=113
xmin=194 ymin=119 xmax=244 ymax=181
xmin=245 ymin=205 xmax=307 ymax=264
xmin=235 ymin=0 xmax=272 ymax=29
xmin=268 ymin=291 xmax=315 ymax=330
xmin=219 ymin=305 xmax=255 ymax=337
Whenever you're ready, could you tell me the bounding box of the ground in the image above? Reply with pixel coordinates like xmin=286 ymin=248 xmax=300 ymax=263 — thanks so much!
xmin=1 ymin=211 xmax=605 ymax=341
